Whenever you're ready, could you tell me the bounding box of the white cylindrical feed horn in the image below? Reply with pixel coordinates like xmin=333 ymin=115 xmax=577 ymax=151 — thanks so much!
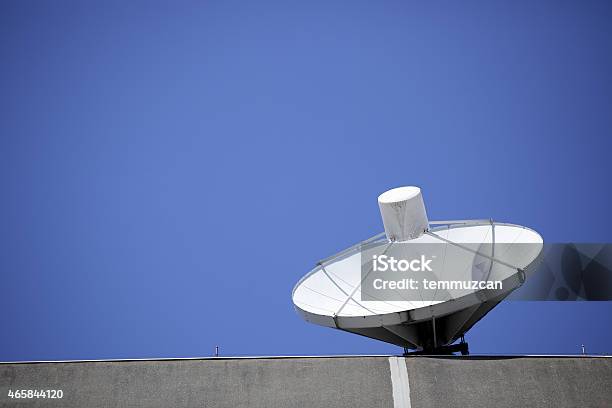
xmin=378 ymin=186 xmax=429 ymax=241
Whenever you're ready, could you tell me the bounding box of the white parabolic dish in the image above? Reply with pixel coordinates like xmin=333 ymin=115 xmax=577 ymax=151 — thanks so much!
xmin=292 ymin=187 xmax=544 ymax=351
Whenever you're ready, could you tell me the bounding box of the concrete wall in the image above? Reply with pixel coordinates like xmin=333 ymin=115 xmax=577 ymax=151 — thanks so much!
xmin=406 ymin=356 xmax=612 ymax=408
xmin=1 ymin=356 xmax=610 ymax=408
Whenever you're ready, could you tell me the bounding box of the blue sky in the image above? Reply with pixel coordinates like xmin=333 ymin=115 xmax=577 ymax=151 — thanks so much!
xmin=1 ymin=0 xmax=611 ymax=360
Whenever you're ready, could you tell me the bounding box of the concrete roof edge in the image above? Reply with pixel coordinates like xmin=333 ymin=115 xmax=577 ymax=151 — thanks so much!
xmin=1 ymin=354 xmax=611 ymax=365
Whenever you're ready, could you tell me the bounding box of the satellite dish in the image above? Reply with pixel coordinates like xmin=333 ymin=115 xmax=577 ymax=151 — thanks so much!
xmin=292 ymin=186 xmax=544 ymax=354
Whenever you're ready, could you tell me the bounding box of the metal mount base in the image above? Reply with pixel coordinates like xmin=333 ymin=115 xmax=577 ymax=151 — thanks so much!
xmin=403 ymin=342 xmax=469 ymax=356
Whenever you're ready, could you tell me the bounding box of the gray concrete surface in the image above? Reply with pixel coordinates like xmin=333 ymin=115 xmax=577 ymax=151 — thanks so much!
xmin=406 ymin=356 xmax=612 ymax=408
xmin=1 ymin=355 xmax=611 ymax=408
xmin=0 ymin=357 xmax=393 ymax=408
